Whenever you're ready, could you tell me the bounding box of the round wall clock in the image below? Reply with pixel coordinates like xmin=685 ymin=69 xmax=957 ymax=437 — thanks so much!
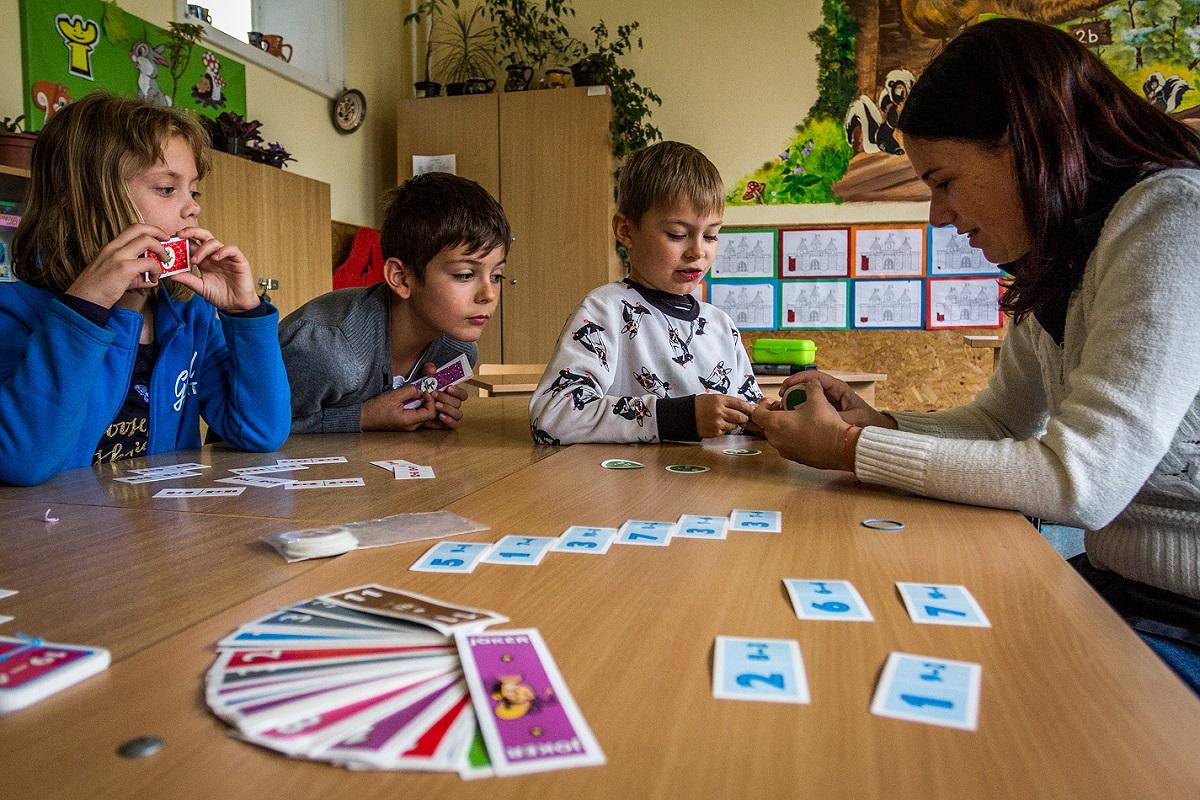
xmin=331 ymin=88 xmax=367 ymax=133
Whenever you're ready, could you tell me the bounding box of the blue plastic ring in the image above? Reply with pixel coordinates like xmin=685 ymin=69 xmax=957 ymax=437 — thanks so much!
xmin=861 ymin=518 xmax=905 ymax=531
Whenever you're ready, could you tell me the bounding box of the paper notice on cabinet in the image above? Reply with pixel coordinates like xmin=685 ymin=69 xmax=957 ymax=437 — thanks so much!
xmin=413 ymin=154 xmax=457 ymax=176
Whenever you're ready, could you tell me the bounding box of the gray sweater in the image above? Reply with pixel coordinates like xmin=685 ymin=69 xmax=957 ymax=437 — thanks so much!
xmin=854 ymin=169 xmax=1200 ymax=600
xmin=279 ymin=283 xmax=476 ymax=433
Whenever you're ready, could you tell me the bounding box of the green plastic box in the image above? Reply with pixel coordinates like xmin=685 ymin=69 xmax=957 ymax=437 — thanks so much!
xmin=752 ymin=338 xmax=817 ymax=367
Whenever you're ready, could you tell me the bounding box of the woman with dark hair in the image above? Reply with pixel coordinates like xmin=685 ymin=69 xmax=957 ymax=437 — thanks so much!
xmin=753 ymin=18 xmax=1200 ymax=691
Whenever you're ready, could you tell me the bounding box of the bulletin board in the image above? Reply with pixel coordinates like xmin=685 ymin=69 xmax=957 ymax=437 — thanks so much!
xmin=18 ymin=0 xmax=246 ymax=132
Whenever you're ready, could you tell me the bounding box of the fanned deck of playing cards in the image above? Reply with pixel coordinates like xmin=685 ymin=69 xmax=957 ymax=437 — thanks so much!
xmin=205 ymin=585 xmax=603 ymax=777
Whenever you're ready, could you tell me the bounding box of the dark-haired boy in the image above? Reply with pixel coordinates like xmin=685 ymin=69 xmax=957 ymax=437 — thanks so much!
xmin=280 ymin=173 xmax=509 ymax=432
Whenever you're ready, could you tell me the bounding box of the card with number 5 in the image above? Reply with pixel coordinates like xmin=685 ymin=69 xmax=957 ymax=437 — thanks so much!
xmin=896 ymin=583 xmax=990 ymax=627
xmin=712 ymin=636 xmax=809 ymax=704
xmin=784 ymin=579 xmax=874 ymax=622
xmin=410 ymin=542 xmax=492 ymax=574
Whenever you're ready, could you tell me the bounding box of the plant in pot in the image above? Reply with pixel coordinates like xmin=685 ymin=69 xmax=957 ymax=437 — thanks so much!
xmin=0 ymin=115 xmax=38 ymax=172
xmin=203 ymin=112 xmax=263 ymax=157
xmin=484 ymin=0 xmax=581 ymax=92
xmin=246 ymin=141 xmax=296 ymax=169
xmin=432 ymin=7 xmax=498 ymax=95
xmin=404 ymin=0 xmax=461 ymax=97
xmin=570 ymin=21 xmax=662 ymax=158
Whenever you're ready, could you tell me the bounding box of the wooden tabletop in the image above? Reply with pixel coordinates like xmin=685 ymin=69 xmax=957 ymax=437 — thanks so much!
xmin=0 ymin=396 xmax=546 ymax=522
xmin=470 ymin=369 xmax=888 ymax=395
xmin=2 ymin=429 xmax=1198 ymax=799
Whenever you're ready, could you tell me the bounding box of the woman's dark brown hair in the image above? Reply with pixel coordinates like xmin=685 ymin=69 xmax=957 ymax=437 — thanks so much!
xmin=897 ymin=17 xmax=1200 ymax=322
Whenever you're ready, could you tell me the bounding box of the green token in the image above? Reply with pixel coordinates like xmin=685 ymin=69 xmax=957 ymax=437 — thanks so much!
xmin=601 ymin=459 xmax=644 ymax=469
xmin=665 ymin=464 xmax=710 ymax=474
xmin=783 ymin=385 xmax=808 ymax=410
xmin=722 ymin=448 xmax=761 ymax=456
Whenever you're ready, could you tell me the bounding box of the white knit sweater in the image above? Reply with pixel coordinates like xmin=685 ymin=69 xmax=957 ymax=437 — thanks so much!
xmin=855 ymin=169 xmax=1200 ymax=600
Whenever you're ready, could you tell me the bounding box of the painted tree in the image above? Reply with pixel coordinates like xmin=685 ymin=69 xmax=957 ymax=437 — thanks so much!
xmin=807 ymin=0 xmax=859 ymax=123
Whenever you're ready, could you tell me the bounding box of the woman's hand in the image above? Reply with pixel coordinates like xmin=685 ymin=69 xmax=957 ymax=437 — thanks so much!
xmin=779 ymin=370 xmax=896 ymax=430
xmin=65 ymin=223 xmax=169 ymax=309
xmin=169 ymin=227 xmax=260 ymax=312
xmin=753 ymin=372 xmax=869 ymax=471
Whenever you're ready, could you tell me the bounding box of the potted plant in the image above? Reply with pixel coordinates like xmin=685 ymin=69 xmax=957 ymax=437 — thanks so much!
xmin=484 ymin=0 xmax=581 ymax=91
xmin=0 ymin=115 xmax=37 ymax=171
xmin=246 ymin=141 xmax=296 ymax=169
xmin=570 ymin=21 xmax=662 ymax=158
xmin=203 ymin=112 xmax=263 ymax=156
xmin=404 ymin=0 xmax=461 ymax=97
xmin=432 ymin=7 xmax=498 ymax=94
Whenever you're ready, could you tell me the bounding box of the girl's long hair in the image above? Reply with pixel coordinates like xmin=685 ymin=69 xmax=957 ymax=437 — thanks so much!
xmin=12 ymin=91 xmax=211 ymax=299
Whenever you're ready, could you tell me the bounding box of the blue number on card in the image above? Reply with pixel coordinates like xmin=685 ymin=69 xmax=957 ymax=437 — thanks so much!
xmin=567 ymin=539 xmax=597 ymax=548
xmin=496 ymin=551 xmax=526 ymax=559
xmin=812 ymin=601 xmax=850 ymax=613
xmin=923 ymin=605 xmax=966 ymax=618
xmin=449 ymin=545 xmax=469 ymax=553
xmin=687 ymin=527 xmax=715 ymax=535
xmin=920 ymin=663 xmax=946 ymax=682
xmin=430 ymin=558 xmax=463 ymax=567
xmin=628 ymin=532 xmax=656 ymax=541
xmin=736 ymin=672 xmax=785 ymax=690
xmin=516 ymin=538 xmax=535 ymax=546
xmin=742 ymin=521 xmax=769 ymax=528
xmin=810 ymin=581 xmax=833 ymax=594
xmin=924 ymin=586 xmax=948 ymax=599
xmin=900 ymin=693 xmax=954 ymax=710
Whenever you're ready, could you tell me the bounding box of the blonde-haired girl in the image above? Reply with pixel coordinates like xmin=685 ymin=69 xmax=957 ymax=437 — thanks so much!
xmin=1 ymin=92 xmax=290 ymax=485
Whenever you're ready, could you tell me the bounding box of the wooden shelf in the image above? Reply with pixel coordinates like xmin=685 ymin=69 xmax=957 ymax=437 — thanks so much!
xmin=0 ymin=164 xmax=31 ymax=179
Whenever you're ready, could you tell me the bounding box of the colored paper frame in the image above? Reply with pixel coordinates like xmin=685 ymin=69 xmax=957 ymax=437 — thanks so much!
xmin=778 ymin=279 xmax=850 ymax=330
xmin=850 ymin=225 xmax=925 ymax=279
xmin=778 ymin=227 xmax=850 ymax=279
xmin=850 ymin=279 xmax=924 ymax=329
xmin=927 ymin=225 xmax=1003 ymax=276
xmin=712 ymin=229 xmax=778 ymax=280
xmin=707 ymin=279 xmax=778 ymax=330
xmin=925 ymin=277 xmax=1003 ymax=329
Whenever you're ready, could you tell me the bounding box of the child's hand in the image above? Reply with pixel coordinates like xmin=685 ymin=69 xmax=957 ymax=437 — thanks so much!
xmin=66 ymin=223 xmax=170 ymax=308
xmin=694 ymin=393 xmax=756 ymax=438
xmin=422 ymin=383 xmax=469 ymax=430
xmin=169 ymin=227 xmax=260 ymax=312
xmin=360 ymin=385 xmax=438 ymax=431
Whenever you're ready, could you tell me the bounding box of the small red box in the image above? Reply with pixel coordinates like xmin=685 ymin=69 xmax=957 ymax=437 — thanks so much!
xmin=146 ymin=237 xmax=191 ymax=278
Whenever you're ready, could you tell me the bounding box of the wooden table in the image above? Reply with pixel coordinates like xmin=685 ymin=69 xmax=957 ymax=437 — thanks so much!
xmin=2 ymin=413 xmax=1199 ymax=799
xmin=471 ymin=370 xmax=888 ymax=405
xmin=0 ymin=396 xmax=546 ymax=522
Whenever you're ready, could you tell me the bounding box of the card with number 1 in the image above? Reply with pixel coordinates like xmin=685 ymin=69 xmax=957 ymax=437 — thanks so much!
xmin=896 ymin=583 xmax=990 ymax=627
xmin=480 ymin=536 xmax=555 ymax=566
xmin=712 ymin=636 xmax=809 ymax=704
xmin=410 ymin=542 xmax=493 ymax=574
xmin=870 ymin=652 xmax=982 ymax=730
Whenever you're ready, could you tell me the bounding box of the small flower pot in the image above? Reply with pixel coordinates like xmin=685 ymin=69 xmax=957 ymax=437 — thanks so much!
xmin=414 ymin=81 xmax=442 ymax=98
xmin=570 ymin=57 xmax=605 ymax=87
xmin=0 ymin=131 xmax=37 ymax=171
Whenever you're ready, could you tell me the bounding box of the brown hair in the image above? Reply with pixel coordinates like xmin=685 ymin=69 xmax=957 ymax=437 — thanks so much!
xmin=380 ymin=172 xmax=510 ymax=280
xmin=617 ymin=141 xmax=724 ymax=225
xmin=897 ymin=18 xmax=1200 ymax=322
xmin=12 ymin=91 xmax=211 ymax=297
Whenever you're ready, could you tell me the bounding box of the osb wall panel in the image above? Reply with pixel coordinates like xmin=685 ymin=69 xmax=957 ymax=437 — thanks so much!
xmin=742 ymin=328 xmax=1004 ymax=412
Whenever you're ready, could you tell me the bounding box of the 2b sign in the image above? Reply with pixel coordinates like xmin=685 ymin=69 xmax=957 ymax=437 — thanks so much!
xmin=1070 ymin=21 xmax=1112 ymax=47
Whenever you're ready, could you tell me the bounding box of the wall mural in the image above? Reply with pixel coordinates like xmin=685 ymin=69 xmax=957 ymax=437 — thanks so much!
xmin=729 ymin=0 xmax=1200 ymax=206
xmin=19 ymin=0 xmax=247 ymax=133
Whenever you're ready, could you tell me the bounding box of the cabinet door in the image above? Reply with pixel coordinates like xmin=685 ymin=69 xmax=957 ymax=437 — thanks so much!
xmin=397 ymin=94 xmax=502 ymax=364
xmin=199 ymin=152 xmax=331 ymax=317
xmin=499 ymin=89 xmax=617 ymax=364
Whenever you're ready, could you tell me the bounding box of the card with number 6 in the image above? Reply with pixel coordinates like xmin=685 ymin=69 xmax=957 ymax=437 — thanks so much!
xmin=896 ymin=583 xmax=990 ymax=627
xmin=784 ymin=579 xmax=874 ymax=622
xmin=712 ymin=636 xmax=809 ymax=704
xmin=410 ymin=542 xmax=492 ymax=574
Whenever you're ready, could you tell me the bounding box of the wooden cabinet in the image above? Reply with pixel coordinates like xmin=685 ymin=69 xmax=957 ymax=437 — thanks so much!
xmin=397 ymin=88 xmax=620 ymax=364
xmin=199 ymin=151 xmax=331 ymax=317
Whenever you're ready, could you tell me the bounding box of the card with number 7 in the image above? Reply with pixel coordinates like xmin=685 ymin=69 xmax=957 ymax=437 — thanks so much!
xmin=896 ymin=583 xmax=990 ymax=627
xmin=410 ymin=542 xmax=493 ymax=574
